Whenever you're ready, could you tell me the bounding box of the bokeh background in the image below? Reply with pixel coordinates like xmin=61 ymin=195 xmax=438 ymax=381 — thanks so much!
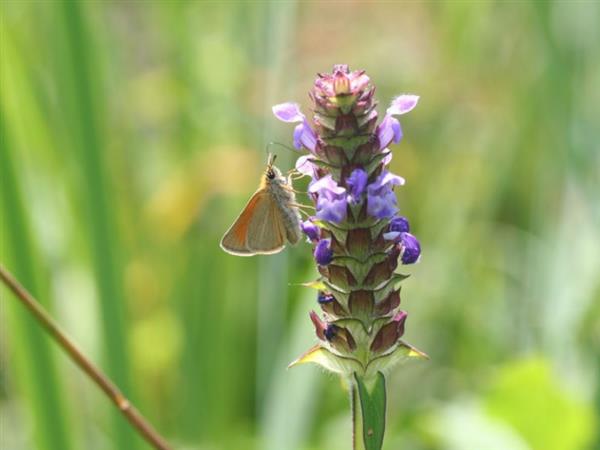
xmin=1 ymin=1 xmax=599 ymax=449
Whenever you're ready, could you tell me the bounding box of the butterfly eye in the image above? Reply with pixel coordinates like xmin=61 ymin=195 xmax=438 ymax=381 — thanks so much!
xmin=267 ymin=169 xmax=276 ymax=180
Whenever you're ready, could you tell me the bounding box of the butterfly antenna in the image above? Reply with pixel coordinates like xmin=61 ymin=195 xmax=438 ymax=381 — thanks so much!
xmin=267 ymin=141 xmax=297 ymax=155
xmin=266 ymin=152 xmax=277 ymax=168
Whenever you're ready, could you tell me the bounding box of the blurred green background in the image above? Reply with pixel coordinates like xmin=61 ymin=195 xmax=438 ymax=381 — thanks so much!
xmin=1 ymin=1 xmax=599 ymax=449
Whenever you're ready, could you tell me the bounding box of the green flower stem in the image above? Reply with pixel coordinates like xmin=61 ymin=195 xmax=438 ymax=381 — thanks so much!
xmin=351 ymin=379 xmax=361 ymax=450
xmin=353 ymin=372 xmax=387 ymax=450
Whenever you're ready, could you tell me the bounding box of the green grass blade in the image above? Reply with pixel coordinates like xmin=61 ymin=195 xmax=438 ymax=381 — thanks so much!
xmin=57 ymin=1 xmax=139 ymax=448
xmin=0 ymin=117 xmax=74 ymax=450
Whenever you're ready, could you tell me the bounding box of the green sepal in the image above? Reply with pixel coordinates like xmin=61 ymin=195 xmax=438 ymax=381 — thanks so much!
xmin=364 ymin=151 xmax=390 ymax=176
xmin=356 ymin=111 xmax=374 ymax=128
xmin=330 ymin=93 xmax=357 ymax=114
xmin=321 ymin=279 xmax=350 ymax=306
xmin=365 ymin=341 xmax=428 ymax=378
xmin=332 ymin=253 xmax=388 ymax=285
xmin=299 ymin=280 xmax=327 ymax=290
xmin=362 ymin=271 xmax=410 ymax=291
xmin=319 ymin=272 xmax=409 ymax=313
xmin=369 ymin=220 xmax=389 ymax=241
xmin=355 ymin=371 xmax=386 ymax=450
xmin=332 ymin=318 xmax=370 ymax=362
xmin=372 ymin=273 xmax=409 ymax=302
xmin=322 ymin=222 xmax=349 ymax=248
xmin=305 ymin=157 xmax=343 ymax=180
xmin=316 ymin=113 xmax=337 ymax=131
xmin=288 ymin=344 xmax=363 ymax=375
xmin=325 ymin=135 xmax=371 ymax=155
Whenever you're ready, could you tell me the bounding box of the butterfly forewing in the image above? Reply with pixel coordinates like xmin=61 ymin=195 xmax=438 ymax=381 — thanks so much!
xmin=245 ymin=189 xmax=286 ymax=254
xmin=220 ymin=189 xmax=286 ymax=256
xmin=220 ymin=190 xmax=263 ymax=255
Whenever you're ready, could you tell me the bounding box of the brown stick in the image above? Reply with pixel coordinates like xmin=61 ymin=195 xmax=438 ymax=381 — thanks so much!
xmin=0 ymin=264 xmax=173 ymax=450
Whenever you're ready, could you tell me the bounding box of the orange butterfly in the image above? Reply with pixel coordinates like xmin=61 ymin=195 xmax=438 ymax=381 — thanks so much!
xmin=220 ymin=155 xmax=302 ymax=256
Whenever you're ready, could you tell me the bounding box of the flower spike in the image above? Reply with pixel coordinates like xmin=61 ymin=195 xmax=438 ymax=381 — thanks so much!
xmin=274 ymin=66 xmax=426 ymax=450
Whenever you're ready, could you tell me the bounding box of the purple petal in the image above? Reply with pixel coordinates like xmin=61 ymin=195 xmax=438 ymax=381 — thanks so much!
xmin=293 ymin=123 xmax=304 ymax=149
xmin=314 ymin=239 xmax=334 ymax=265
xmin=367 ymin=189 xmax=398 ymax=219
xmin=400 ymin=232 xmax=421 ymax=264
xmin=382 ymin=150 xmax=392 ymax=166
xmin=316 ymin=196 xmax=347 ymax=223
xmin=367 ymin=170 xmax=405 ymax=196
xmin=380 ymin=171 xmax=405 ymax=187
xmin=318 ymin=292 xmax=335 ymax=304
xmin=376 ymin=114 xmax=399 ymax=149
xmin=387 ymin=95 xmax=419 ymax=116
xmin=301 ymin=220 xmax=320 ymax=242
xmin=298 ymin=120 xmax=317 ymax=152
xmin=383 ymin=231 xmax=402 ymax=242
xmin=346 ymin=168 xmax=368 ymax=202
xmin=324 ymin=324 xmax=338 ymax=341
xmin=309 ymin=174 xmax=346 ymax=196
xmin=272 ymin=102 xmax=305 ymax=122
xmin=295 ymin=155 xmax=317 ymax=178
xmin=391 ymin=116 xmax=403 ymax=144
xmin=390 ymin=216 xmax=410 ymax=233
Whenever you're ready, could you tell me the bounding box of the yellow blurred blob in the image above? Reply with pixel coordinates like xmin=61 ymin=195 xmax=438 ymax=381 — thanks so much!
xmin=146 ymin=147 xmax=259 ymax=242
xmin=130 ymin=308 xmax=183 ymax=377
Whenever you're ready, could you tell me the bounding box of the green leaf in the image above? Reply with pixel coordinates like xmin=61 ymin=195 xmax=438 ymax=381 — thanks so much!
xmin=355 ymin=371 xmax=387 ymax=450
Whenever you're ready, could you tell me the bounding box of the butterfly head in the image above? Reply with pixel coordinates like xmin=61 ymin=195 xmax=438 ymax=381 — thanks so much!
xmin=265 ymin=153 xmax=282 ymax=181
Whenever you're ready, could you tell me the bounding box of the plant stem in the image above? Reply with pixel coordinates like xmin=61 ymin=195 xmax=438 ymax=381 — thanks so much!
xmin=0 ymin=265 xmax=173 ymax=450
xmin=351 ymin=379 xmax=357 ymax=450
xmin=351 ymin=376 xmax=362 ymax=450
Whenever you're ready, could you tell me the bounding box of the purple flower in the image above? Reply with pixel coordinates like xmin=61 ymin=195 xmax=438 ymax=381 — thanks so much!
xmin=383 ymin=216 xmax=410 ymax=242
xmin=376 ymin=94 xmax=419 ymax=149
xmin=377 ymin=115 xmax=402 ymax=150
xmin=399 ymin=232 xmax=420 ymax=264
xmin=314 ymin=238 xmax=334 ymax=266
xmin=309 ymin=175 xmax=347 ymax=223
xmin=273 ymin=102 xmax=317 ymax=153
xmin=295 ymin=155 xmax=318 ymax=179
xmin=388 ymin=95 xmax=419 ymax=115
xmin=318 ymin=292 xmax=335 ymax=304
xmin=346 ymin=168 xmax=368 ymax=204
xmin=382 ymin=150 xmax=392 ymax=166
xmin=301 ymin=219 xmax=320 ymax=242
xmin=272 ymin=103 xmax=304 ymax=122
xmin=294 ymin=122 xmax=317 ymax=151
xmin=367 ymin=171 xmax=405 ymax=219
xmin=324 ymin=324 xmax=338 ymax=341
xmin=390 ymin=216 xmax=410 ymax=233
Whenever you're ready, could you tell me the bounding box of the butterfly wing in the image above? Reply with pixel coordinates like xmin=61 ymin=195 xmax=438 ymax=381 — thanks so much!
xmin=220 ymin=189 xmax=286 ymax=256
xmin=245 ymin=190 xmax=286 ymax=255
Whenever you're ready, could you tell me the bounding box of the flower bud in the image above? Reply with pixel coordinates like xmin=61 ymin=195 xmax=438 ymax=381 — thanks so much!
xmin=399 ymin=232 xmax=420 ymax=264
xmin=390 ymin=216 xmax=410 ymax=233
xmin=314 ymin=239 xmax=334 ymax=266
xmin=333 ymin=70 xmax=351 ymax=95
xmin=301 ymin=220 xmax=320 ymax=242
